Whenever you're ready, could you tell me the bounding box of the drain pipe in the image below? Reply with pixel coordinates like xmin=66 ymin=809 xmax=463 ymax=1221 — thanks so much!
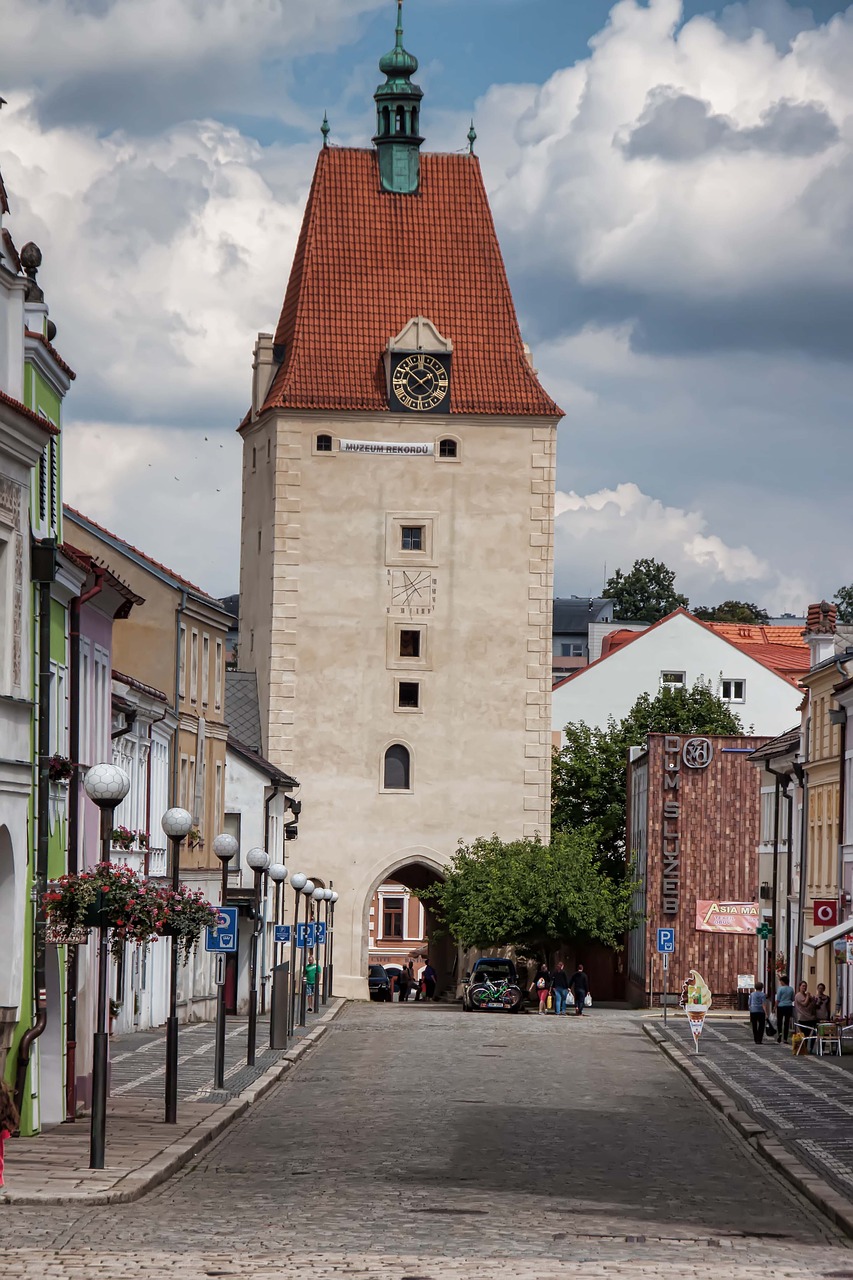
xmin=15 ymin=541 xmax=57 ymax=1117
xmin=765 ymin=765 xmax=789 ymax=1000
xmin=64 ymin=564 xmax=105 ymax=1122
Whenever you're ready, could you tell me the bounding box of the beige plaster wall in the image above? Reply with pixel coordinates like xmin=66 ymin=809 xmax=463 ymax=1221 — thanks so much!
xmin=240 ymin=411 xmax=557 ymax=999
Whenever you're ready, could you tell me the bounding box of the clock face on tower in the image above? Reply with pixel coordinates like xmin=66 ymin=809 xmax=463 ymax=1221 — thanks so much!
xmin=389 ymin=352 xmax=451 ymax=415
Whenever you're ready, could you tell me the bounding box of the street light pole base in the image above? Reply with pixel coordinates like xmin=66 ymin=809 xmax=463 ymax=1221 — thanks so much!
xmin=89 ymin=1030 xmax=109 ymax=1169
xmin=164 ymin=1015 xmax=179 ymax=1124
xmin=247 ymin=990 xmax=258 ymax=1066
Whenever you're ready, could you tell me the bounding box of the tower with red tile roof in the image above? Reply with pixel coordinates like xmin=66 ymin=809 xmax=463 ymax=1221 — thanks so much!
xmin=238 ymin=4 xmax=563 ymax=1000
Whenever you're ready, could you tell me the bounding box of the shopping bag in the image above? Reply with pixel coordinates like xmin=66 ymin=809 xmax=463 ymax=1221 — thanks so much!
xmin=546 ymin=992 xmax=553 ymax=1011
xmin=567 ymin=990 xmax=575 ymax=1006
xmin=584 ymin=993 xmax=592 ymax=1007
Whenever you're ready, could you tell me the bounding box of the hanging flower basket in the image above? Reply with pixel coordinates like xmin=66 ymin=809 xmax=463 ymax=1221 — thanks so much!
xmin=44 ymin=863 xmax=168 ymax=961
xmin=158 ymin=885 xmax=219 ymax=965
xmin=47 ymin=754 xmax=74 ymax=784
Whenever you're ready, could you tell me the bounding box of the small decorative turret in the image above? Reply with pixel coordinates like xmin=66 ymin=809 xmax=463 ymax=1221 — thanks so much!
xmin=468 ymin=120 xmax=477 ymax=155
xmin=373 ymin=0 xmax=424 ymax=194
xmin=321 ymin=112 xmax=330 ymax=147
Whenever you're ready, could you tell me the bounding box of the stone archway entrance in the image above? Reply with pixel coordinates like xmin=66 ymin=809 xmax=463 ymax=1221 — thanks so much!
xmin=363 ymin=859 xmax=456 ymax=999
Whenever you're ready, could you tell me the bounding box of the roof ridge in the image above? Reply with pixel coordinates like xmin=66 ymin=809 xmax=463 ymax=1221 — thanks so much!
xmin=63 ymin=505 xmax=224 ymax=606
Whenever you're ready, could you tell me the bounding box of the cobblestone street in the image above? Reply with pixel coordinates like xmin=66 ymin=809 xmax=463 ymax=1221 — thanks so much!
xmin=2 ymin=1004 xmax=852 ymax=1277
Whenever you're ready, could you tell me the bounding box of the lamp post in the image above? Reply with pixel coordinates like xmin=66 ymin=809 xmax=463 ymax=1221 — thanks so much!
xmin=268 ymin=863 xmax=288 ymax=1049
xmin=212 ymin=832 xmax=238 ymax=1090
xmin=84 ymin=763 xmax=131 ymax=1170
xmin=328 ymin=888 xmax=338 ymax=1000
xmin=268 ymin=864 xmax=289 ymax=968
xmin=322 ymin=888 xmax=334 ymax=1005
xmin=310 ymin=886 xmax=325 ymax=1015
xmin=299 ymin=879 xmax=315 ymax=1027
xmin=245 ymin=846 xmax=270 ymax=1065
xmin=161 ymin=806 xmax=194 ymax=1124
xmin=288 ymin=873 xmax=307 ymax=1035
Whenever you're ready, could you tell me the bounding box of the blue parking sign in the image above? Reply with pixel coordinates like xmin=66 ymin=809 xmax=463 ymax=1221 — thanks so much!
xmin=297 ymin=922 xmax=316 ymax=949
xmin=315 ymin=921 xmax=327 ymax=945
xmin=656 ymin=927 xmax=675 ymax=954
xmin=274 ymin=924 xmax=291 ymax=944
xmin=205 ymin=906 xmax=239 ymax=953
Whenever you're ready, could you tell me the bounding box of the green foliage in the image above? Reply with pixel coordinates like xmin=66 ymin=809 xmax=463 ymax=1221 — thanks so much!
xmin=604 ymin=557 xmax=688 ymax=623
xmin=418 ymin=831 xmax=636 ymax=960
xmin=552 ymin=681 xmax=744 ymax=871
xmin=693 ymin=600 xmax=770 ymax=624
xmin=834 ymin=584 xmax=853 ymax=625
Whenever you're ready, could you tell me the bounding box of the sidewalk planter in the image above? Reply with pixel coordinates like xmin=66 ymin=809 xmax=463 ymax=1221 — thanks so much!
xmin=43 ymin=863 xmax=217 ymax=962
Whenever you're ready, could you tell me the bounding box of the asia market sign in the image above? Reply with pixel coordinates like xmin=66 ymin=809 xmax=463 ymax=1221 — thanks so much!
xmin=695 ymin=901 xmax=761 ymax=934
xmin=661 ymin=737 xmax=714 ymax=918
xmin=339 ymin=440 xmax=434 ymax=457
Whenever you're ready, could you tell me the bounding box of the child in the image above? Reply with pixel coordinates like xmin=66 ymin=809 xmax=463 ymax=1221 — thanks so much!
xmin=0 ymin=1078 xmax=19 ymax=1188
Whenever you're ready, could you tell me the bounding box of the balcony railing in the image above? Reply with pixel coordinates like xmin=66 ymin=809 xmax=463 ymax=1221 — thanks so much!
xmin=147 ymin=846 xmax=168 ymax=878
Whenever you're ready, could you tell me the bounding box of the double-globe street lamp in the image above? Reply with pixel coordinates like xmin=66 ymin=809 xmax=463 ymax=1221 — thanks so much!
xmin=287 ymin=874 xmax=311 ymax=1031
xmin=245 ymin=846 xmax=270 ymax=1066
xmin=161 ymin=806 xmax=195 ymax=1124
xmin=83 ymin=762 xmax=131 ymax=1171
xmin=212 ymin=832 xmax=239 ymax=1090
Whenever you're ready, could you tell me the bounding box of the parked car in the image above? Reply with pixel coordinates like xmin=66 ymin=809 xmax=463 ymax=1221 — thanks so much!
xmin=462 ymin=958 xmax=523 ymax=1012
xmin=368 ymin=963 xmax=392 ymax=1002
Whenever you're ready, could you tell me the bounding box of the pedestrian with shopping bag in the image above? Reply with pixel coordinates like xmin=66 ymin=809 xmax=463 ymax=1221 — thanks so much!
xmin=568 ymin=964 xmax=590 ymax=1016
xmin=748 ymin=981 xmax=769 ymax=1044
xmin=551 ymin=962 xmax=570 ymax=1016
xmin=533 ymin=962 xmax=550 ymax=1015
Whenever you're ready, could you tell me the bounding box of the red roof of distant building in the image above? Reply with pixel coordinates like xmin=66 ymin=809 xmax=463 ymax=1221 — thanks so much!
xmin=554 ymin=609 xmax=809 ymax=691
xmin=259 ymin=148 xmax=562 ymax=419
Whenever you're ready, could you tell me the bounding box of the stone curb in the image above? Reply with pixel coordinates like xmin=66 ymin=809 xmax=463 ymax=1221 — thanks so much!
xmin=1 ymin=998 xmax=347 ymax=1208
xmin=642 ymin=1021 xmax=853 ymax=1240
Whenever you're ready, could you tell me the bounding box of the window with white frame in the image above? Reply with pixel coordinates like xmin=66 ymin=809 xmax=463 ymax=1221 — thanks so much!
xmin=94 ymin=645 xmax=110 ymax=763
xmin=560 ymin=642 xmax=584 ymax=657
xmin=51 ymin=662 xmax=68 ymax=758
xmin=180 ymin=755 xmax=189 ymax=809
xmin=201 ymin=634 xmax=210 ymax=707
xmin=214 ymin=640 xmax=223 ymax=710
xmin=190 ymin=631 xmax=199 ymax=704
xmin=179 ymin=625 xmax=187 ymax=700
xmin=660 ymin=671 xmax=686 ymax=690
xmin=760 ymin=788 xmax=776 ymax=845
xmin=721 ymin=678 xmax=746 ymax=703
xmin=215 ymin=761 xmax=223 ymax=833
xmin=79 ymin=639 xmax=91 ymax=766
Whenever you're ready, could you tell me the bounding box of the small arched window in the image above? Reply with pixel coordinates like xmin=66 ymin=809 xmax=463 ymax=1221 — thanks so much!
xmin=382 ymin=106 xmax=391 ymax=136
xmin=412 ymin=109 xmax=420 ymax=135
xmin=384 ymin=744 xmax=411 ymax=791
xmin=396 ymin=106 xmax=405 ymax=133
xmin=438 ymin=439 xmax=458 ymax=459
xmin=316 ymin=434 xmax=333 ymax=453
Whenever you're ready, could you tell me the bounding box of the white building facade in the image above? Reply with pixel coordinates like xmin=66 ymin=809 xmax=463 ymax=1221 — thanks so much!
xmin=553 ymin=610 xmax=805 ymax=741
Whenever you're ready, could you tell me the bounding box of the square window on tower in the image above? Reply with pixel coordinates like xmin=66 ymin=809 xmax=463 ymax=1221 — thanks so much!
xmin=401 ymin=526 xmax=423 ymax=552
xmin=397 ymin=681 xmax=420 ymax=710
xmin=400 ymin=630 xmax=421 ymax=658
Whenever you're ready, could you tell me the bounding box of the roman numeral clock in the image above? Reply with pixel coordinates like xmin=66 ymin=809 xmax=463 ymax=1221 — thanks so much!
xmin=385 ymin=317 xmax=454 ymax=415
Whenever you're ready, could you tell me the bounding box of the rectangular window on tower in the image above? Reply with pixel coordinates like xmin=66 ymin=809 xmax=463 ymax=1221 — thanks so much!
xmin=401 ymin=526 xmax=423 ymax=552
xmin=400 ymin=629 xmax=421 ymax=658
xmin=396 ymin=680 xmax=421 ymax=711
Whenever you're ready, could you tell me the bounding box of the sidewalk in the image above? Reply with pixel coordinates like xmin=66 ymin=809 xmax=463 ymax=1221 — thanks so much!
xmin=0 ymin=998 xmax=345 ymax=1206
xmin=647 ymin=1014 xmax=853 ymax=1236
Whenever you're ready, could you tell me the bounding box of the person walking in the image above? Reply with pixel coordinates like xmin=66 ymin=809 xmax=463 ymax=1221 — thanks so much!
xmin=305 ymin=951 xmax=321 ymax=1014
xmin=568 ymin=964 xmax=590 ymax=1016
xmin=397 ymin=965 xmax=410 ymax=1004
xmin=794 ymin=980 xmax=817 ymax=1051
xmin=551 ymin=962 xmax=570 ymax=1016
xmin=533 ymin=962 xmax=551 ymax=1014
xmin=0 ymin=1079 xmax=19 ymax=1189
xmin=774 ymin=973 xmax=795 ymax=1044
xmin=748 ymin=982 xmax=769 ymax=1044
xmin=422 ymin=960 xmax=437 ymax=1001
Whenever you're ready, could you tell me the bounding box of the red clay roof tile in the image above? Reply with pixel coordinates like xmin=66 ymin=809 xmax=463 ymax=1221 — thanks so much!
xmin=25 ymin=328 xmax=76 ymax=380
xmin=0 ymin=388 xmax=59 ymax=434
xmin=260 ymin=148 xmax=562 ymax=419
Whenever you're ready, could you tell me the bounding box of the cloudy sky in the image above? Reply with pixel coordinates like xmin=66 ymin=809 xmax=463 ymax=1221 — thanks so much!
xmin=3 ymin=0 xmax=852 ymax=611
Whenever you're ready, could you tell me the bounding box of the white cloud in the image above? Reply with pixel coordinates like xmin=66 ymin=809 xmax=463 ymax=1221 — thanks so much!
xmin=554 ymin=482 xmax=809 ymax=610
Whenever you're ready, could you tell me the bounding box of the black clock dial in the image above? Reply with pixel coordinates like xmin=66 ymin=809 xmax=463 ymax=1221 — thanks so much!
xmin=390 ymin=353 xmax=451 ymax=414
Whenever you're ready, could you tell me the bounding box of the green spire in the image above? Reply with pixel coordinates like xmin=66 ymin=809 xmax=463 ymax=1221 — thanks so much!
xmin=468 ymin=120 xmax=477 ymax=155
xmin=321 ymin=111 xmax=330 ymax=146
xmin=373 ymin=0 xmax=424 ymax=194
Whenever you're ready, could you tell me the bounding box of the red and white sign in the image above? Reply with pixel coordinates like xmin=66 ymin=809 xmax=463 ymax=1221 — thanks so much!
xmin=695 ymin=901 xmax=760 ymax=934
xmin=814 ymin=900 xmax=838 ymax=928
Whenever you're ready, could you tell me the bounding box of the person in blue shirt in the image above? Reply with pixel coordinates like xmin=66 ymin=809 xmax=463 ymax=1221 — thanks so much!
xmin=748 ymin=982 xmax=769 ymax=1044
xmin=774 ymin=973 xmax=796 ymax=1044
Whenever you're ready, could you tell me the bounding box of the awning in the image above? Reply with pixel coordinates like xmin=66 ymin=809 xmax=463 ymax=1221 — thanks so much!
xmin=802 ymin=917 xmax=853 ymax=956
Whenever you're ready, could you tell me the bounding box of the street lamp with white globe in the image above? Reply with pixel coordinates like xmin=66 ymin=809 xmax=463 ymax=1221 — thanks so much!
xmin=82 ymin=763 xmax=130 ymax=1170
xmin=161 ymin=806 xmax=194 ymax=1124
xmin=288 ymin=873 xmax=308 ymax=1035
xmin=245 ymin=847 xmax=270 ymax=1065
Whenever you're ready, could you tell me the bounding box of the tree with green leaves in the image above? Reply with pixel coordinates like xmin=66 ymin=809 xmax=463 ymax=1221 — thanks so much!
xmin=418 ymin=831 xmax=636 ymax=962
xmin=604 ymin=557 xmax=688 ymax=623
xmin=553 ymin=681 xmax=744 ymax=873
xmin=834 ymin=584 xmax=853 ymax=625
xmin=693 ymin=600 xmax=770 ymax=624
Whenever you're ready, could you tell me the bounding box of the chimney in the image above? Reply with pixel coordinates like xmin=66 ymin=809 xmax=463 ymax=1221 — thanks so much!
xmin=804 ymin=600 xmax=837 ymax=668
xmin=252 ymin=333 xmax=275 ymax=420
